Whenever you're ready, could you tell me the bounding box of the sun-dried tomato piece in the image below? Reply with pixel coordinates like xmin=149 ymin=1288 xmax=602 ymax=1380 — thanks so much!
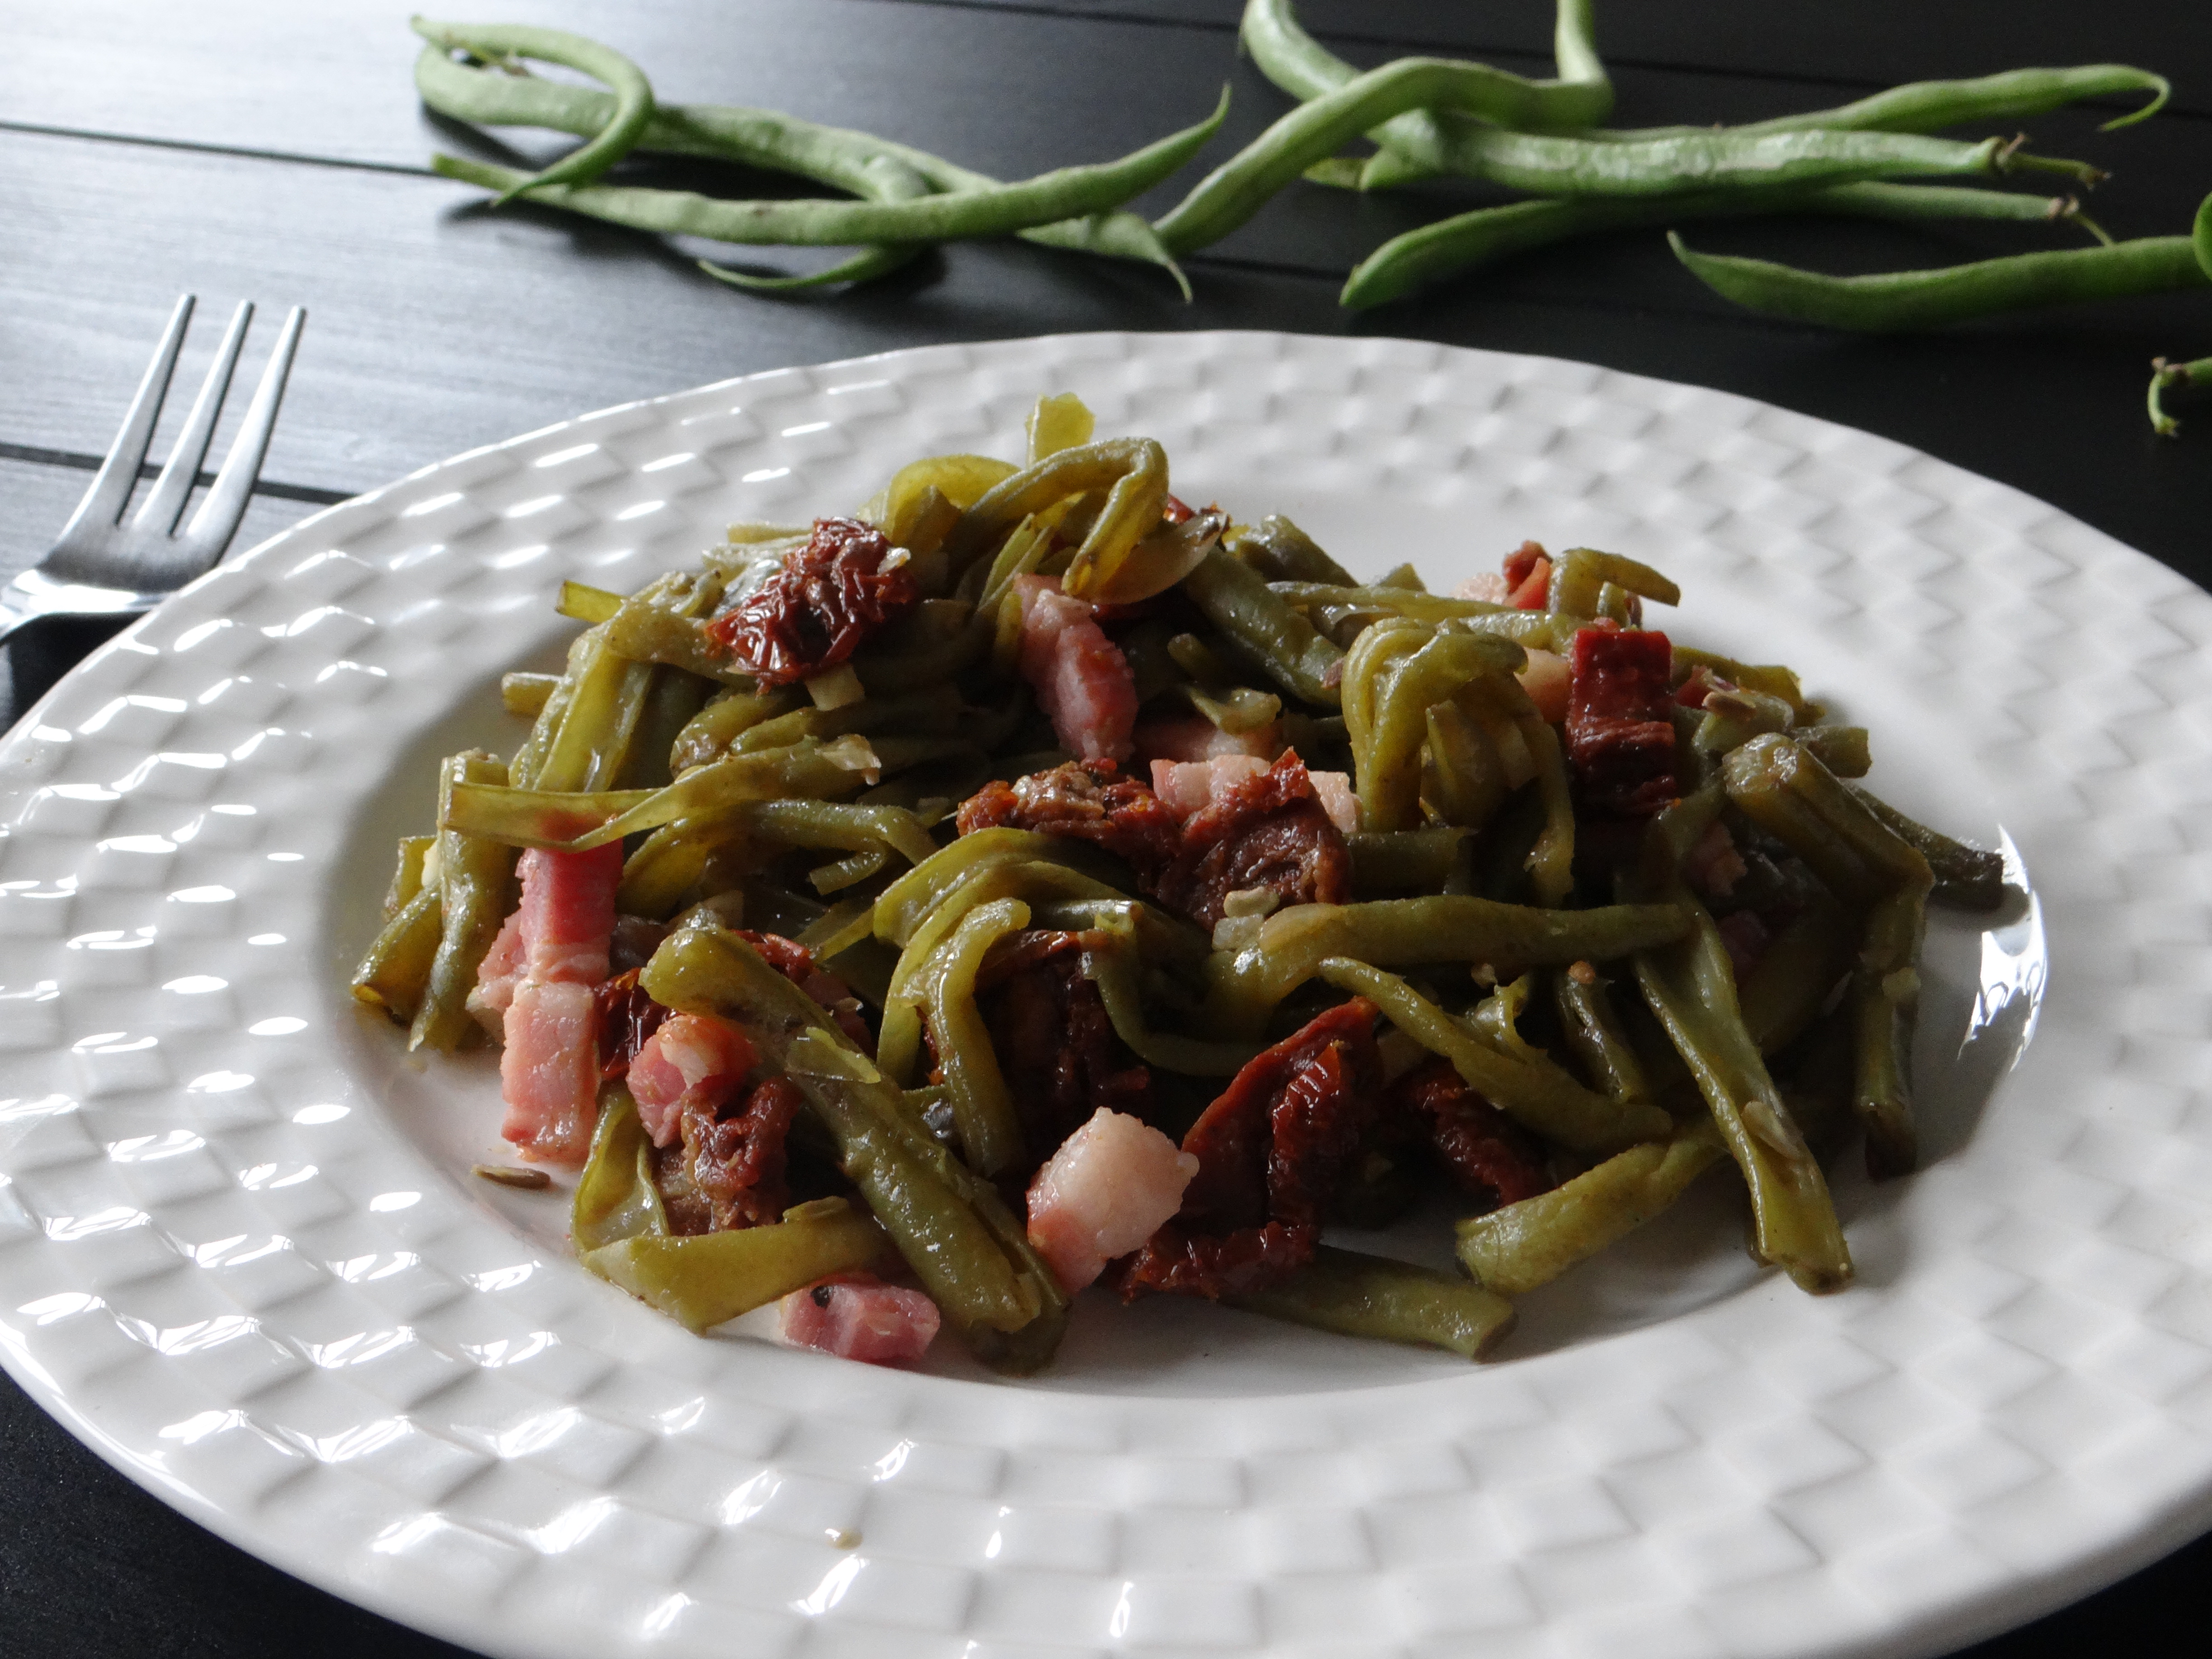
xmin=680 ymin=1075 xmax=803 ymax=1233
xmin=971 ymin=930 xmax=1153 ymax=1165
xmin=705 ymin=517 xmax=918 ymax=688
xmin=954 ymin=759 xmax=1184 ymax=879
xmin=1153 ymin=750 xmax=1351 ymax=931
xmin=1114 ymin=999 xmax=1380 ymax=1299
xmin=1566 ymin=627 xmax=1678 ymax=817
xmin=594 ymin=967 xmax=672 ymax=1081
xmin=1385 ymin=1057 xmax=1550 ymax=1212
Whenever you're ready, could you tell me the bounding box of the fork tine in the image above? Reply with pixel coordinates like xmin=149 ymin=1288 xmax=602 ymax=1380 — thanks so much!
xmin=53 ymin=295 xmax=194 ymax=544
xmin=132 ymin=300 xmax=253 ymax=535
xmin=184 ymin=306 xmax=306 ymax=558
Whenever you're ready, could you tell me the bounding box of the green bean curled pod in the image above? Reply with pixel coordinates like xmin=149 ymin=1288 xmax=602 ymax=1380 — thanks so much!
xmin=1228 ymin=1245 xmax=1518 ymax=1359
xmin=1669 ymin=230 xmax=2210 ymax=332
xmin=941 ymin=438 xmax=1168 ymax=591
xmin=432 ymin=86 xmax=1228 ymax=249
xmin=921 ymin=898 xmax=1035 ymax=1179
xmin=1181 ymin=548 xmax=1346 ymax=708
xmin=412 ymin=18 xmax=654 ymax=203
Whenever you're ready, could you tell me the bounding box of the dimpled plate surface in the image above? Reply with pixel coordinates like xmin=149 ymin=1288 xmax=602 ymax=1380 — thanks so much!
xmin=1 ymin=331 xmax=2209 ymax=1659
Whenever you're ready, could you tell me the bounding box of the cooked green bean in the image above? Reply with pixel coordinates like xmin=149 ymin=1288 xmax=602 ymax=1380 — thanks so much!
xmin=1348 ymin=828 xmax=1470 ymax=895
xmin=350 ymin=884 xmax=442 ymax=1023
xmin=433 ymin=86 xmax=1228 ymax=248
xmin=1079 ymin=916 xmax=1262 ymax=1076
xmin=1848 ymin=787 xmax=2007 ymax=910
xmin=1621 ymin=792 xmax=1851 ymax=1294
xmin=941 ymin=438 xmax=1168 ymax=594
xmin=1223 ymin=516 xmax=1356 ymax=586
xmin=1549 ymin=547 xmax=1680 ymax=618
xmin=1457 ymin=1117 xmax=1727 ymax=1295
xmin=1723 ymin=735 xmax=1931 ymax=904
xmin=412 ymin=42 xmax=1188 ymax=289
xmin=382 ymin=834 xmax=434 ymax=916
xmin=1345 ymin=623 xmax=1526 ymax=832
xmin=1553 ymin=966 xmax=1655 ymax=1108
xmin=1853 ymin=879 xmax=1929 ymax=1178
xmin=412 ymin=19 xmax=654 ymax=203
xmin=1670 ymin=231 xmax=2209 ymax=331
xmin=410 ymin=752 xmax=520 ymax=1053
xmin=500 ymin=672 xmax=560 ymax=717
xmin=583 ymin=1197 xmax=892 ymax=1333
xmin=1228 ymin=1245 xmax=1518 ymax=1358
xmin=872 ymin=829 xmax=1121 ymax=948
xmin=1319 ymin=959 xmax=1672 ymax=1152
xmin=1737 ymin=893 xmax=1856 ymax=1057
xmin=1181 ymin=547 xmax=1345 ymax=708
xmin=1204 ymin=895 xmax=1694 ymax=1035
xmin=921 ymin=898 xmax=1034 ymax=1179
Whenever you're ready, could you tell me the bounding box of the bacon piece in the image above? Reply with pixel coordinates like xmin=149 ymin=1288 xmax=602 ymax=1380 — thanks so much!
xmin=1115 ymin=999 xmax=1381 ymax=1299
xmin=778 ymin=1272 xmax=940 ymax=1365
xmin=466 ymin=912 xmax=527 ymax=1042
xmin=1134 ymin=715 xmax=1283 ymax=765
xmin=682 ymin=1075 xmax=802 ymax=1232
xmin=1026 ymin=1108 xmax=1199 ymax=1293
xmin=1518 ymin=647 xmax=1572 ymax=726
xmin=499 ymin=979 xmax=601 ymax=1165
xmin=1012 ymin=575 xmax=1138 ymax=761
xmin=1384 ymin=1058 xmax=1550 ymax=1213
xmin=1566 ymin=627 xmax=1678 ymax=817
xmin=955 ymin=759 xmax=1183 ymax=879
xmin=1154 ymin=751 xmax=1352 ymax=931
xmin=1149 ymin=754 xmax=1267 ymax=820
xmin=514 ymin=844 xmax=624 ymax=984
xmin=706 ymin=517 xmax=918 ymax=688
xmin=628 ymin=1011 xmax=758 ymax=1149
xmin=972 ymin=930 xmax=1153 ymax=1162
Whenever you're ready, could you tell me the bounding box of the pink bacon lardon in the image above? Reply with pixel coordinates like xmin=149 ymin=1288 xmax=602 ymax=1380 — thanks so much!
xmin=627 ymin=1012 xmax=759 ymax=1150
xmin=1013 ymin=575 xmax=1138 ymax=763
xmin=778 ymin=1273 xmax=941 ymax=1366
xmin=489 ymin=844 xmax=623 ymax=1166
xmin=1026 ymin=1107 xmax=1200 ymax=1293
xmin=1151 ymin=755 xmax=1359 ymax=836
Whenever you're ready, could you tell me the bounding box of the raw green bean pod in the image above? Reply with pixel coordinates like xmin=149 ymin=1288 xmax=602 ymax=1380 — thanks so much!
xmin=1318 ymin=958 xmax=1673 ymax=1152
xmin=641 ymin=920 xmax=1069 ymax=1371
xmin=1457 ymin=1117 xmax=1727 ymax=1295
xmin=1670 ymin=230 xmax=2209 ymax=331
xmin=412 ymin=42 xmax=1188 ymax=288
xmin=1228 ymin=1244 xmax=1518 ymax=1358
xmin=409 ymin=752 xmax=520 ymax=1053
xmin=433 ymin=85 xmax=1228 ymax=248
xmin=412 ymin=19 xmax=654 ymax=203
xmin=1202 ymin=895 xmax=1695 ymax=1036
xmin=1621 ymin=790 xmax=1852 ymax=1294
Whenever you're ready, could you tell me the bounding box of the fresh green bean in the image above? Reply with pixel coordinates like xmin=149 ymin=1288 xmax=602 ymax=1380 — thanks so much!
xmin=2149 ymin=354 xmax=2212 ymax=437
xmin=1203 ymin=895 xmax=1694 ymax=1035
xmin=1228 ymin=1245 xmax=1518 ymax=1359
xmin=410 ymin=752 xmax=520 ymax=1053
xmin=433 ymin=86 xmax=1228 ymax=248
xmin=412 ymin=19 xmax=654 ymax=203
xmin=1318 ymin=959 xmax=1673 ymax=1152
xmin=1670 ymin=231 xmax=2209 ymax=331
xmin=412 ymin=42 xmax=1189 ymax=289
xmin=1701 ymin=64 xmax=2169 ymax=138
xmin=1622 ymin=791 xmax=1851 ymax=1294
xmin=1457 ymin=1117 xmax=1727 ymax=1295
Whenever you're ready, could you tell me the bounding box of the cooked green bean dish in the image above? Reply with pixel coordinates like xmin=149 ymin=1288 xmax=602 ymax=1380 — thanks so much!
xmin=352 ymin=393 xmax=2003 ymax=1371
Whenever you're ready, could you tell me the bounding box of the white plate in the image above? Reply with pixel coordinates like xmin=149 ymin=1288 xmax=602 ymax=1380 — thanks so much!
xmin=1 ymin=331 xmax=2207 ymax=1659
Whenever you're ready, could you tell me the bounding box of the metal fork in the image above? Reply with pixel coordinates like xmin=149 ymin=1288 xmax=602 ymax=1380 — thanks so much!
xmin=0 ymin=295 xmax=307 ymax=647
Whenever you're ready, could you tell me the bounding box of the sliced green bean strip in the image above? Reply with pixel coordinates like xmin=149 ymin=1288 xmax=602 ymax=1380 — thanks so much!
xmin=942 ymin=438 xmax=1167 ymax=590
xmin=1204 ymin=895 xmax=1695 ymax=1036
xmin=558 ymin=580 xmax=623 ymax=624
xmin=572 ymin=1087 xmax=666 ymax=1252
xmin=920 ymin=898 xmax=1034 ymax=1178
xmin=640 ymin=921 xmax=1067 ymax=1370
xmin=1228 ymin=1245 xmax=1517 ymax=1359
xmin=500 ymin=672 xmax=559 ymax=717
xmin=1670 ymin=232 xmax=2209 ymax=332
xmin=872 ymin=829 xmax=1120 ymax=948
xmin=1319 ymin=959 xmax=1672 ymax=1152
xmin=351 ymin=885 xmax=442 ymax=1023
xmin=617 ymin=817 xmax=744 ymax=919
xmin=1847 ymin=787 xmax=2007 ymax=910
xmin=383 ymin=834 xmax=434 ymax=916
xmin=412 ymin=45 xmax=1187 ymax=287
xmin=582 ymin=1197 xmax=891 ymax=1333
xmin=410 ymin=752 xmax=520 ymax=1053
xmin=1181 ymin=547 xmax=1345 ymax=708
xmin=675 ymin=688 xmax=806 ymax=772
xmin=1457 ymin=1117 xmax=1726 ymax=1295
xmin=1622 ymin=792 xmax=1851 ymax=1294
xmin=433 ymin=87 xmax=1228 ymax=247
xmin=1553 ymin=967 xmax=1655 ymax=1108
xmin=413 ymin=19 xmax=653 ymax=203
xmin=1737 ymin=894 xmax=1856 ymax=1057
xmin=1080 ymin=919 xmax=1261 ymax=1076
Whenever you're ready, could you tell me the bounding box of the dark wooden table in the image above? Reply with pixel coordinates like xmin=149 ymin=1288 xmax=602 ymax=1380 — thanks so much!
xmin=3 ymin=2 xmax=2208 ymax=1653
